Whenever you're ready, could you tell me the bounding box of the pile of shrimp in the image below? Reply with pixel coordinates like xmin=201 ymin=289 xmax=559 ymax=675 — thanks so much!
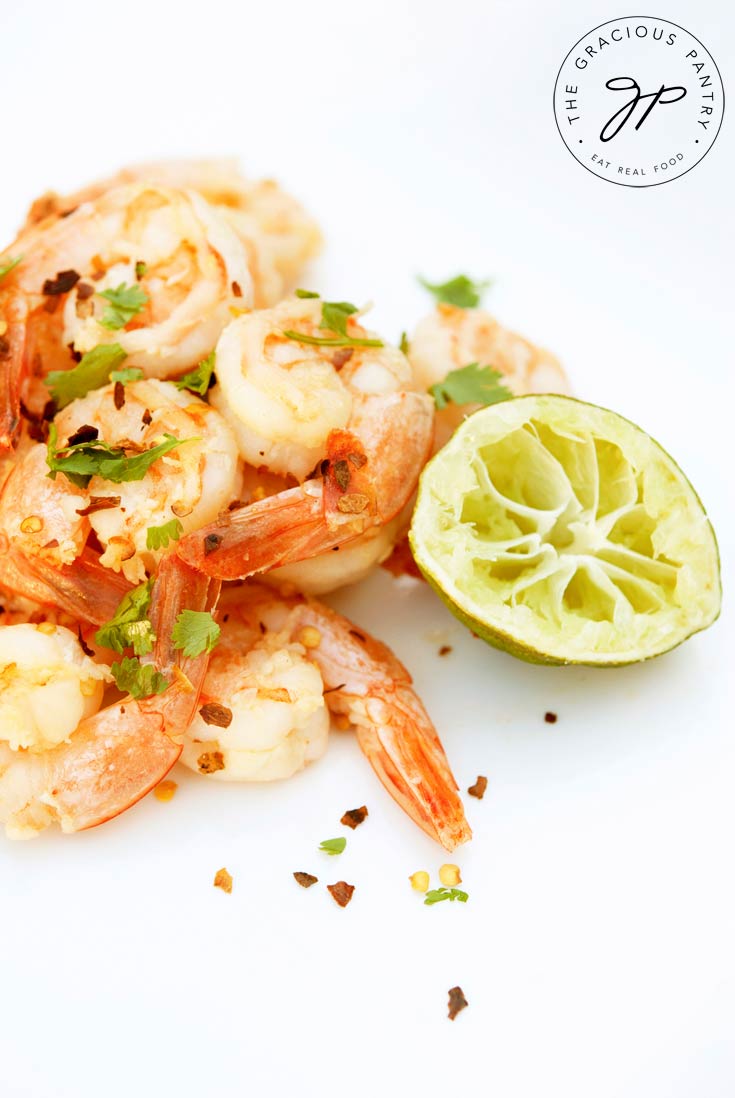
xmin=0 ymin=159 xmax=568 ymax=846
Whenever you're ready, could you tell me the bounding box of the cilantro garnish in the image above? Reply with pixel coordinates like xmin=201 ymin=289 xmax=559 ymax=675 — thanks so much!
xmin=135 ymin=261 xmax=147 ymax=280
xmin=97 ymin=282 xmax=148 ymax=330
xmin=111 ymin=656 xmax=169 ymax=699
xmin=283 ymin=298 xmax=383 ymax=349
xmin=424 ymin=887 xmax=469 ymax=905
xmin=172 ymin=610 xmax=220 ymax=659
xmin=429 ymin=363 xmax=513 ymax=410
xmin=419 ymin=274 xmax=491 ymax=309
xmin=319 ymin=837 xmax=347 ymax=855
xmin=47 ymin=343 xmax=128 ymax=409
xmin=174 ymin=351 xmax=216 ymax=396
xmin=295 ymin=288 xmax=320 ymax=299
xmin=146 ymin=518 xmax=184 ymax=551
xmin=46 ymin=423 xmax=194 ymax=489
xmin=399 ymin=331 xmax=409 ymax=355
xmin=0 ymin=255 xmax=22 ymax=283
xmin=110 ymin=366 xmax=144 ymax=385
xmin=95 ymin=578 xmax=156 ymax=656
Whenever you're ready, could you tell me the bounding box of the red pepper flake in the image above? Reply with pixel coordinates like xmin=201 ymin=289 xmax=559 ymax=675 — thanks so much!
xmin=347 ymin=451 xmax=367 ymax=469
xmin=141 ymin=408 xmax=152 ymax=426
xmin=544 ymin=711 xmax=558 ymax=724
xmin=203 ymin=532 xmax=223 ymax=555
xmin=332 ymin=348 xmax=354 ymax=370
xmin=447 ymin=986 xmax=468 ymax=1020
xmin=327 ymin=881 xmax=355 ymax=908
xmin=467 ymin=775 xmax=488 ymax=800
xmin=76 ymin=281 xmax=94 ymax=301
xmin=348 ymin=628 xmax=366 ymax=643
xmin=293 ymin=872 xmax=318 ymax=888
xmin=333 ymin=459 xmax=350 ymax=490
xmin=199 ymin=702 xmax=233 ymax=729
xmin=66 ymin=424 xmax=99 ymax=446
xmin=0 ymin=336 xmax=9 ymax=358
xmin=42 ymin=269 xmax=80 ymax=296
xmin=113 ymin=381 xmax=125 ymax=410
xmin=340 ymin=805 xmax=368 ymax=829
xmin=231 ymin=280 xmax=242 ymax=297
xmin=75 ymin=495 xmax=121 ymax=516
xmin=438 ymin=645 xmax=452 ymax=656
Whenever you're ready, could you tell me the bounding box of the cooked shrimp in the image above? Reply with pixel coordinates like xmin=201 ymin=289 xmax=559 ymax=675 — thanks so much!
xmin=0 ymin=379 xmax=241 ymax=602
xmin=177 ymin=298 xmax=434 ymax=580
xmin=0 ymin=554 xmax=220 ymax=838
xmin=52 ymin=378 xmax=242 ymax=582
xmin=23 ymin=159 xmax=322 ymax=308
xmin=181 ymin=593 xmax=329 ymax=781
xmin=187 ymin=584 xmax=471 ymax=851
xmin=0 ymin=182 xmax=251 ymax=449
xmin=0 ymin=623 xmax=112 ymax=752
xmin=409 ymin=303 xmax=570 ymax=447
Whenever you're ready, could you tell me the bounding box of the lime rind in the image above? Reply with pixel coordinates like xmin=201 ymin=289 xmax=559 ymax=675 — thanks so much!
xmin=410 ymin=396 xmax=721 ymax=666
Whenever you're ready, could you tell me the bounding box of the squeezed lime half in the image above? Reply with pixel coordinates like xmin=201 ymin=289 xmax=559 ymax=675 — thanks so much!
xmin=410 ymin=396 xmax=721 ymax=665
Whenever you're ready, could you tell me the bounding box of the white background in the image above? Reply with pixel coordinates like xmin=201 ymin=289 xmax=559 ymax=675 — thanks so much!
xmin=1 ymin=2 xmax=733 ymax=1096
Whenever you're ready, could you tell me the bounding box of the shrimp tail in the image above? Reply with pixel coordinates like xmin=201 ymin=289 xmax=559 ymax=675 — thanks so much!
xmin=176 ymin=485 xmax=326 ymax=579
xmin=144 ymin=553 xmax=221 ymax=732
xmin=0 ymin=292 xmax=28 ymax=453
xmin=0 ymin=541 xmax=134 ymax=625
xmin=353 ymin=688 xmax=472 ymax=852
xmin=176 ymin=391 xmax=434 ymax=580
xmin=287 ymin=597 xmax=471 ymax=852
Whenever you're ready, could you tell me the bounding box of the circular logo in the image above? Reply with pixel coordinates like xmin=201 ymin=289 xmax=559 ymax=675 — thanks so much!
xmin=553 ymin=17 xmax=724 ymax=186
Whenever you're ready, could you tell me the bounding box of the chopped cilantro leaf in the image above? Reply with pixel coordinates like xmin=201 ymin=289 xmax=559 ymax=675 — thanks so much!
xmin=295 ymin=288 xmax=320 ymax=299
xmin=95 ymin=579 xmax=155 ymax=656
xmin=172 ymin=610 xmax=220 ymax=659
xmin=429 ymin=363 xmax=513 ymax=410
xmin=419 ymin=274 xmax=492 ymax=309
xmin=110 ymin=366 xmax=144 ymax=385
xmin=135 ymin=261 xmax=147 ymax=280
xmin=174 ymin=352 xmax=216 ymax=396
xmin=283 ymin=297 xmax=383 ymax=350
xmin=399 ymin=331 xmax=409 ymax=354
xmin=146 ymin=518 xmax=184 ymax=551
xmin=111 ymin=656 xmax=168 ymax=699
xmin=424 ymin=887 xmax=469 ymax=905
xmin=319 ymin=837 xmax=347 ymax=855
xmin=46 ymin=423 xmax=194 ymax=488
xmin=47 ymin=343 xmax=128 ymax=409
xmin=320 ymin=301 xmax=358 ymax=337
xmin=97 ymin=282 xmax=148 ymax=330
xmin=0 ymin=255 xmax=22 ymax=282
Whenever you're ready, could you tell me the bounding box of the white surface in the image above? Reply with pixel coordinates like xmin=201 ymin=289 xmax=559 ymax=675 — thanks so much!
xmin=1 ymin=3 xmax=733 ymax=1097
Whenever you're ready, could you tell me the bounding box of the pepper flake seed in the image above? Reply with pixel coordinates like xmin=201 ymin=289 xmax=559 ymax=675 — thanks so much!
xmin=214 ymin=868 xmax=233 ymax=894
